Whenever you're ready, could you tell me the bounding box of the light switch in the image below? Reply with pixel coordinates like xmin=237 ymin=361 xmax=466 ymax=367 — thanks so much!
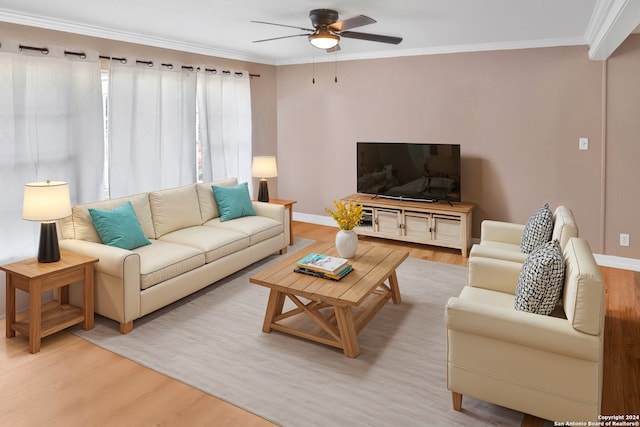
xmin=579 ymin=137 xmax=589 ymax=150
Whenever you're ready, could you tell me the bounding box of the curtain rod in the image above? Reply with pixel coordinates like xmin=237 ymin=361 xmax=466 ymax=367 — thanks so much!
xmin=13 ymin=43 xmax=260 ymax=78
xmin=18 ymin=44 xmax=88 ymax=59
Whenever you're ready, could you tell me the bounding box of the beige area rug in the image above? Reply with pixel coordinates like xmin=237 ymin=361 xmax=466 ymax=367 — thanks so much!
xmin=72 ymin=238 xmax=526 ymax=427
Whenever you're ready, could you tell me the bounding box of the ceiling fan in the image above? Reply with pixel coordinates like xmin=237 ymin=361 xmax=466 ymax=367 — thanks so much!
xmin=251 ymin=9 xmax=403 ymax=52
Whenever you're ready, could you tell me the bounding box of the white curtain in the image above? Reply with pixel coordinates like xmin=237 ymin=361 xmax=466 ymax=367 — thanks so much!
xmin=0 ymin=41 xmax=104 ymax=263
xmin=0 ymin=41 xmax=104 ymax=317
xmin=108 ymin=60 xmax=197 ymax=197
xmin=197 ymin=70 xmax=252 ymax=190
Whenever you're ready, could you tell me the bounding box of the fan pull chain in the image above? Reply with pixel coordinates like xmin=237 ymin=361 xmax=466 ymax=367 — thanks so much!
xmin=334 ymin=52 xmax=338 ymax=83
xmin=312 ymin=54 xmax=316 ymax=84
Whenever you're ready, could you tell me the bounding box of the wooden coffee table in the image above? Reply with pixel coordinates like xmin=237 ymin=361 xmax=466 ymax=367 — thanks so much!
xmin=250 ymin=241 xmax=409 ymax=358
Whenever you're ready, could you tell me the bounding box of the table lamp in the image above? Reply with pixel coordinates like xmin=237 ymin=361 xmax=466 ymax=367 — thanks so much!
xmin=252 ymin=156 xmax=278 ymax=202
xmin=22 ymin=180 xmax=72 ymax=263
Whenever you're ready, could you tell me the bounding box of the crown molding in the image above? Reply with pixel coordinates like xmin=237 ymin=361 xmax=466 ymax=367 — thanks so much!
xmin=275 ymin=37 xmax=588 ymax=65
xmin=587 ymin=0 xmax=640 ymax=60
xmin=0 ymin=9 xmax=279 ymax=65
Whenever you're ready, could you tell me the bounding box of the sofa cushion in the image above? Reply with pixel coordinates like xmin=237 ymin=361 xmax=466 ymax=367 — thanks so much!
xmin=159 ymin=225 xmax=250 ymax=263
xmin=149 ymin=185 xmax=202 ymax=238
xmin=132 ymin=240 xmax=205 ymax=290
xmin=62 ymin=193 xmax=155 ymax=242
xmin=212 ymin=182 xmax=256 ymax=222
xmin=88 ymin=201 xmax=152 ymax=250
xmin=562 ymin=238 xmax=605 ymax=335
xmin=205 ymin=215 xmax=283 ymax=246
xmin=515 ymin=239 xmax=565 ymax=315
xmin=520 ymin=203 xmax=553 ymax=254
xmin=196 ymin=178 xmax=238 ymax=222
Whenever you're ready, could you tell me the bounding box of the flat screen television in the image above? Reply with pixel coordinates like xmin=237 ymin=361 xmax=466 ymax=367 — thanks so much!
xmin=356 ymin=142 xmax=461 ymax=202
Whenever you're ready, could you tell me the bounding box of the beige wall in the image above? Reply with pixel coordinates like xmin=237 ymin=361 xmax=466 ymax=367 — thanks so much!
xmin=604 ymin=34 xmax=640 ymax=258
xmin=276 ymin=46 xmax=609 ymax=253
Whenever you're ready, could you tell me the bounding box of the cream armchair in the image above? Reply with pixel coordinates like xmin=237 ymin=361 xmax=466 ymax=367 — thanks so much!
xmin=445 ymin=237 xmax=605 ymax=422
xmin=469 ymin=205 xmax=578 ymax=263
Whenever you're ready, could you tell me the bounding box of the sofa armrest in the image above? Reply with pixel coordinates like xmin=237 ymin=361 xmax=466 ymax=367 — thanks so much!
xmin=468 ymin=256 xmax=522 ymax=295
xmin=252 ymin=201 xmax=284 ymax=222
xmin=59 ymin=239 xmax=140 ymax=278
xmin=60 ymin=238 xmax=142 ymax=327
xmin=480 ymin=220 xmax=525 ymax=245
xmin=469 ymin=244 xmax=527 ymax=263
xmin=445 ymin=296 xmax=601 ymax=361
xmin=252 ymin=202 xmax=289 ymax=246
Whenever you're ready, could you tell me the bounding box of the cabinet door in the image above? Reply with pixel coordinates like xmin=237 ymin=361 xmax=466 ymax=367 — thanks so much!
xmin=374 ymin=208 xmax=402 ymax=236
xmin=433 ymin=214 xmax=461 ymax=243
xmin=405 ymin=212 xmax=431 ymax=239
xmin=356 ymin=207 xmax=374 ymax=232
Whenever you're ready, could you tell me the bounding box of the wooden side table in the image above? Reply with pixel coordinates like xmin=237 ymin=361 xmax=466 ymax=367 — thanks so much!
xmin=265 ymin=199 xmax=297 ymax=246
xmin=2 ymin=250 xmax=98 ymax=353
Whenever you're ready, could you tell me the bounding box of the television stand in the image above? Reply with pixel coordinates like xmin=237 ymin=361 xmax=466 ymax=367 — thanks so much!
xmin=343 ymin=193 xmax=475 ymax=257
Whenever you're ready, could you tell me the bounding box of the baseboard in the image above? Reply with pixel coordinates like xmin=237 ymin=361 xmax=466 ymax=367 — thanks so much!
xmin=593 ymin=254 xmax=640 ymax=272
xmin=293 ymin=212 xmax=337 ymax=228
xmin=293 ymin=213 xmax=640 ymax=271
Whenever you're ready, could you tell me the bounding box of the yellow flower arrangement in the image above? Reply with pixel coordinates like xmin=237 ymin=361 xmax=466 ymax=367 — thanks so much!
xmin=325 ymin=198 xmax=364 ymax=231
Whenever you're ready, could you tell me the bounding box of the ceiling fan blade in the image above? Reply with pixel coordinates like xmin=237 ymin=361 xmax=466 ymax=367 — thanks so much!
xmin=252 ymin=34 xmax=309 ymax=43
xmin=340 ymin=31 xmax=403 ymax=45
xmin=330 ymin=15 xmax=376 ymax=31
xmin=326 ymin=44 xmax=341 ymax=53
xmin=250 ymin=20 xmax=314 ymax=32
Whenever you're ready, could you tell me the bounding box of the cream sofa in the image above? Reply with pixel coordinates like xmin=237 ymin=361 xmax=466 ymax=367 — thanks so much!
xmin=59 ymin=179 xmax=289 ymax=334
xmin=469 ymin=205 xmax=578 ymax=263
xmin=445 ymin=237 xmax=605 ymax=422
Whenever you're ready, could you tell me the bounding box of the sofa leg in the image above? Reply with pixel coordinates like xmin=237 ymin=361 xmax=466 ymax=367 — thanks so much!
xmin=452 ymin=392 xmax=462 ymax=411
xmin=120 ymin=321 xmax=133 ymax=334
xmin=279 ymin=247 xmax=288 ymax=255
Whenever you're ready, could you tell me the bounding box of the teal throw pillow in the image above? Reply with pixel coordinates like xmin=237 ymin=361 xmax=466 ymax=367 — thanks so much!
xmin=88 ymin=201 xmax=152 ymax=250
xmin=212 ymin=182 xmax=256 ymax=222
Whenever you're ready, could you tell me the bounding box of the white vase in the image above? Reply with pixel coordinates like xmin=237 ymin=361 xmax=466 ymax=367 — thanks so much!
xmin=335 ymin=229 xmax=358 ymax=258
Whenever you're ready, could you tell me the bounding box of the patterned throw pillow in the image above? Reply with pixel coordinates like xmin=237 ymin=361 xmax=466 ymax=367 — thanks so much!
xmin=520 ymin=203 xmax=553 ymax=254
xmin=514 ymin=239 xmax=565 ymax=315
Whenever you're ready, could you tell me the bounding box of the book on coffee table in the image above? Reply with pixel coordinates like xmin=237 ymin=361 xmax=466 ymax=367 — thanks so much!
xmin=294 ymin=264 xmax=353 ymax=281
xmin=296 ymin=253 xmax=349 ymax=275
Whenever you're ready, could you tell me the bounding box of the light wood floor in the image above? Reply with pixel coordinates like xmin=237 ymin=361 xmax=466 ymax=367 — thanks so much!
xmin=1 ymin=221 xmax=637 ymax=426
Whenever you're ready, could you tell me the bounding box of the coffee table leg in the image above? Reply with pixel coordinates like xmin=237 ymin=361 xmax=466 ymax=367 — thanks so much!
xmin=334 ymin=306 xmax=359 ymax=358
xmin=262 ymin=289 xmax=286 ymax=333
xmin=388 ymin=271 xmax=402 ymax=304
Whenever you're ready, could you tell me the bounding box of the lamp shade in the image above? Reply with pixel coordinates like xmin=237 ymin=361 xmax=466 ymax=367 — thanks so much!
xmin=309 ymin=32 xmax=340 ymax=49
xmin=22 ymin=180 xmax=72 ymax=222
xmin=252 ymin=156 xmax=278 ymax=178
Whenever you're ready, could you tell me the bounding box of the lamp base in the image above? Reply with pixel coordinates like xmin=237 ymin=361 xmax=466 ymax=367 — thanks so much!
xmin=38 ymin=222 xmax=60 ymax=263
xmin=257 ymin=179 xmax=269 ymax=202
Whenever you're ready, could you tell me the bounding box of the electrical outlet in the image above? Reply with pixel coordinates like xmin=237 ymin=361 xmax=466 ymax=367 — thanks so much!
xmin=579 ymin=137 xmax=589 ymax=150
xmin=620 ymin=233 xmax=630 ymax=247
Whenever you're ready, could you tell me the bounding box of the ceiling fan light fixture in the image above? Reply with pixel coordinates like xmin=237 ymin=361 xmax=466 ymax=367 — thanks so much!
xmin=309 ymin=32 xmax=339 ymax=49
